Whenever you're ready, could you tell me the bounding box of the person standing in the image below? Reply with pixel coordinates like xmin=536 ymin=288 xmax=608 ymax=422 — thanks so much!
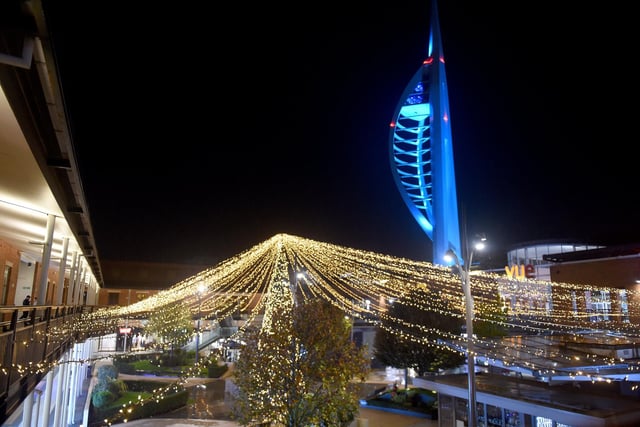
xmin=20 ymin=295 xmax=30 ymax=319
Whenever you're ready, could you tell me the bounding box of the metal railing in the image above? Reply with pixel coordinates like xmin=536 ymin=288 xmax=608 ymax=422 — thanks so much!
xmin=0 ymin=305 xmax=97 ymax=425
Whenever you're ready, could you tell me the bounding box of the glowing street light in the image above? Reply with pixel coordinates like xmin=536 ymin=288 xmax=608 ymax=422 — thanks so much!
xmin=195 ymin=283 xmax=206 ymax=365
xmin=444 ymin=235 xmax=486 ymax=427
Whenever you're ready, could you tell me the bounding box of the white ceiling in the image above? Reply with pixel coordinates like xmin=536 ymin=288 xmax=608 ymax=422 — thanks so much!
xmin=0 ymin=1 xmax=102 ymax=285
xmin=0 ymin=84 xmax=85 ymax=270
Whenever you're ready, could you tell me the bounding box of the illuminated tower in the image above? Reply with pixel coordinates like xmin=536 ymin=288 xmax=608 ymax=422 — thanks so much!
xmin=389 ymin=0 xmax=461 ymax=265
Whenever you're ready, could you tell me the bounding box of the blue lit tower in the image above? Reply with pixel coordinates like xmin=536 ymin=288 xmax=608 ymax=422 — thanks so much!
xmin=389 ymin=0 xmax=461 ymax=265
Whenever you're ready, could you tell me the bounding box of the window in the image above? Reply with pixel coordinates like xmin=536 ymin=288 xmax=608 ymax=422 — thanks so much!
xmin=455 ymin=397 xmax=469 ymax=425
xmin=108 ymin=292 xmax=120 ymax=305
xmin=535 ymin=417 xmax=552 ymax=427
xmin=438 ymin=395 xmax=454 ymax=426
xmin=619 ymin=289 xmax=629 ymax=323
xmin=486 ymin=404 xmax=503 ymax=427
xmin=505 ymin=408 xmax=521 ymax=426
xmin=476 ymin=401 xmax=486 ymax=427
xmin=586 ymin=290 xmax=611 ymax=322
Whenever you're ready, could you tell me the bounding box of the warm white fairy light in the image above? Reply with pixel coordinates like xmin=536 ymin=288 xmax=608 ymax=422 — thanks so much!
xmin=8 ymin=233 xmax=640 ymax=424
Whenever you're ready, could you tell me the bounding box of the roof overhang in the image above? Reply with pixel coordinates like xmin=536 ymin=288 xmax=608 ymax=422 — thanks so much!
xmin=0 ymin=0 xmax=103 ymax=286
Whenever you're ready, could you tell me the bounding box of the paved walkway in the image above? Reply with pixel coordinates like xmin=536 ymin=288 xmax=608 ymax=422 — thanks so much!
xmin=118 ymin=407 xmax=437 ymax=427
xmin=86 ymin=362 xmax=437 ymax=427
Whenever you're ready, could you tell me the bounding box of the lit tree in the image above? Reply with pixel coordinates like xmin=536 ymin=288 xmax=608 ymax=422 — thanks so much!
xmin=145 ymin=300 xmax=194 ymax=356
xmin=232 ymin=298 xmax=369 ymax=427
xmin=473 ymin=293 xmax=509 ymax=338
xmin=374 ymin=285 xmax=465 ymax=387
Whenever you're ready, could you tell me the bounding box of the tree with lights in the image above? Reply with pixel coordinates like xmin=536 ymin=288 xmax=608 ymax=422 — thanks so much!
xmin=373 ymin=285 xmax=465 ymax=388
xmin=145 ymin=300 xmax=194 ymax=360
xmin=474 ymin=293 xmax=509 ymax=338
xmin=232 ymin=298 xmax=370 ymax=427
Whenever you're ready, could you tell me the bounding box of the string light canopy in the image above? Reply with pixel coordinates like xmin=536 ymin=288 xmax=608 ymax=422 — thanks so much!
xmin=9 ymin=234 xmax=640 ymax=425
xmin=77 ymin=234 xmax=640 ymax=369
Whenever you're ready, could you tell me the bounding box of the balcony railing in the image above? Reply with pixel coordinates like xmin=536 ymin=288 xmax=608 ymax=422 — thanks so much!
xmin=0 ymin=305 xmax=100 ymax=424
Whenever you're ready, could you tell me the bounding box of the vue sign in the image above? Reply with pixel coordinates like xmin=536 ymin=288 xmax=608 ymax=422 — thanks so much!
xmin=504 ymin=264 xmax=535 ymax=280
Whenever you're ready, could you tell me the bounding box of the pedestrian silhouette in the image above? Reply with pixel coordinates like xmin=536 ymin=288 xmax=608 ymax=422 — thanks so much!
xmin=20 ymin=295 xmax=30 ymax=319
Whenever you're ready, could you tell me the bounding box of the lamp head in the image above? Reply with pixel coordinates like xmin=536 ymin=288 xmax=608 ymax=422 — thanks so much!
xmin=473 ymin=234 xmax=487 ymax=251
xmin=443 ymin=249 xmax=458 ymax=265
xmin=474 ymin=241 xmax=485 ymax=251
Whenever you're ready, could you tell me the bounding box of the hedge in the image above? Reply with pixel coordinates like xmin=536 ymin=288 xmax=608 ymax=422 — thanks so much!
xmin=91 ymin=388 xmax=188 ymax=424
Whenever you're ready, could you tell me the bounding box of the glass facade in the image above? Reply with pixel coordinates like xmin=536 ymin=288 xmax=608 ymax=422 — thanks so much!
xmin=437 ymin=398 xmax=573 ymax=427
xmin=502 ymin=242 xmax=621 ymax=325
xmin=506 ymin=243 xmax=603 ymax=282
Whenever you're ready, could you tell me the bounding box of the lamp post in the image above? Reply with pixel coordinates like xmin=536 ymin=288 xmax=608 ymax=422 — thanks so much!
xmin=350 ymin=300 xmax=355 ymax=342
xmin=195 ymin=283 xmax=205 ymax=364
xmin=124 ymin=289 xmax=131 ymax=353
xmin=444 ymin=236 xmax=486 ymax=427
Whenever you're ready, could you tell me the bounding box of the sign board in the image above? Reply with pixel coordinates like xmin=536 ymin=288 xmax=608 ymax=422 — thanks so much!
xmin=504 ymin=264 xmax=535 ymax=280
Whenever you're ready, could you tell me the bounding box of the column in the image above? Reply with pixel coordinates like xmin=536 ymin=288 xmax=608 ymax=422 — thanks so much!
xmin=67 ymin=252 xmax=77 ymax=305
xmin=41 ymin=369 xmax=54 ymax=427
xmin=37 ymin=214 xmax=55 ymax=304
xmin=22 ymin=392 xmax=33 ymax=427
xmin=56 ymin=237 xmax=69 ymax=305
xmin=52 ymin=353 xmax=68 ymax=427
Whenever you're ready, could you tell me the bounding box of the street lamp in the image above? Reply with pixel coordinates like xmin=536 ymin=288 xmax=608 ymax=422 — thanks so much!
xmin=346 ymin=300 xmax=355 ymax=342
xmin=444 ymin=236 xmax=486 ymax=427
xmin=123 ymin=288 xmax=131 ymax=352
xmin=195 ymin=283 xmax=205 ymax=364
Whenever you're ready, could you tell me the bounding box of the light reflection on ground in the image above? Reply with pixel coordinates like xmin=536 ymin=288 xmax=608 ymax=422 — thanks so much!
xmin=152 ymin=369 xmax=411 ymax=421
xmin=155 ymin=379 xmax=234 ymax=420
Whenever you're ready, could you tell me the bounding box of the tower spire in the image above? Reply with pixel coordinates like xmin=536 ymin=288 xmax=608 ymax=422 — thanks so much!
xmin=388 ymin=0 xmax=462 ymax=264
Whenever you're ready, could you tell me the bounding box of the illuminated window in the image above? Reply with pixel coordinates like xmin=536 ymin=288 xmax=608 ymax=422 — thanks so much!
xmin=586 ymin=290 xmax=611 ymax=322
xmin=619 ymin=289 xmax=629 ymax=323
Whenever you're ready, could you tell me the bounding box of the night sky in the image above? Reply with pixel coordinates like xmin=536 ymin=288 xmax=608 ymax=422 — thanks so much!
xmin=42 ymin=1 xmax=638 ymax=267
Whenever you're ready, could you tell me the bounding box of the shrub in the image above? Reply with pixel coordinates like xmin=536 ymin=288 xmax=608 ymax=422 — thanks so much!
xmin=91 ymin=390 xmax=116 ymax=408
xmin=207 ymin=363 xmax=229 ymax=378
xmin=133 ymin=359 xmax=159 ymax=369
xmin=365 ymin=387 xmax=437 ymax=416
xmin=114 ymin=362 xmax=137 ymax=374
xmin=127 ymin=389 xmax=189 ymax=420
xmin=107 ymin=379 xmax=128 ymax=395
xmin=123 ymin=380 xmax=168 ymax=392
xmin=160 ymin=348 xmax=187 ymax=366
xmin=92 ymin=364 xmax=124 ymax=412
xmin=97 ymin=364 xmax=118 ymax=383
xmin=89 ymin=357 xmax=192 ymax=424
xmin=91 ymin=387 xmax=188 ymax=423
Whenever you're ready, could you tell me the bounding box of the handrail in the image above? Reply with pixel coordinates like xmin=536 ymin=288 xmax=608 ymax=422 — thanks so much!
xmin=0 ymin=305 xmax=98 ymax=425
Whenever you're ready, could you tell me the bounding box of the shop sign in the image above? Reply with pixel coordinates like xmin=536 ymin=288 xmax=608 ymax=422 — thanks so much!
xmin=504 ymin=264 xmax=535 ymax=280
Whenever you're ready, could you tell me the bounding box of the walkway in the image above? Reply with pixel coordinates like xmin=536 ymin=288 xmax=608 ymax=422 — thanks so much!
xmin=78 ymin=363 xmax=437 ymax=427
xmin=119 ymin=408 xmax=437 ymax=427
